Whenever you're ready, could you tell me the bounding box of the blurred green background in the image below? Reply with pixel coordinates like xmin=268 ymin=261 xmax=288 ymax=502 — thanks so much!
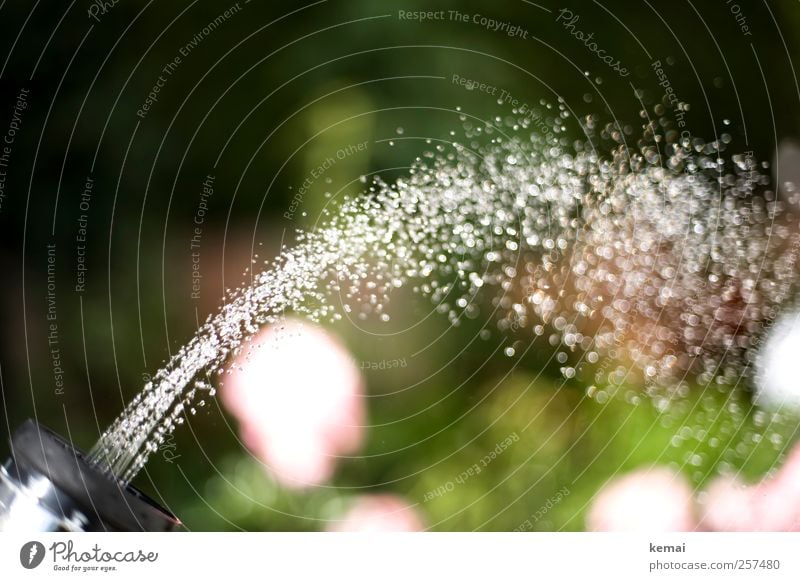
xmin=1 ymin=0 xmax=799 ymax=530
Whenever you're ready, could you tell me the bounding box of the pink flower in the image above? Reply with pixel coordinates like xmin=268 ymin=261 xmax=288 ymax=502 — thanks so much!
xmin=328 ymin=494 xmax=425 ymax=532
xmin=222 ymin=319 xmax=364 ymax=488
xmin=586 ymin=467 xmax=696 ymax=531
xmin=699 ymin=476 xmax=757 ymax=531
xmin=586 ymin=446 xmax=800 ymax=532
xmin=701 ymin=446 xmax=800 ymax=531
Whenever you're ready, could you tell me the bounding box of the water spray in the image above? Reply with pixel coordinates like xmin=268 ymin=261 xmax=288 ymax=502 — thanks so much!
xmin=0 ymin=420 xmax=179 ymax=532
xmin=1 ymin=113 xmax=797 ymax=531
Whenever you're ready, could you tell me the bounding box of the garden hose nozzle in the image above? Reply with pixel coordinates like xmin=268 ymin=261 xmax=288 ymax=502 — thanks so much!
xmin=0 ymin=420 xmax=179 ymax=532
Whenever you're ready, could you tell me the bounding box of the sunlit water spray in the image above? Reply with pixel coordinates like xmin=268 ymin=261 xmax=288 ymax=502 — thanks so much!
xmin=90 ymin=105 xmax=800 ymax=483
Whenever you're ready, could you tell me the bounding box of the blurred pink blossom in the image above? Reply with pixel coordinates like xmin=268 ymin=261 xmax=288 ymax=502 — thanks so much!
xmin=701 ymin=445 xmax=800 ymax=531
xmin=587 ymin=445 xmax=800 ymax=531
xmin=222 ymin=319 xmax=364 ymax=488
xmin=586 ymin=467 xmax=695 ymax=532
xmin=328 ymin=494 xmax=425 ymax=532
